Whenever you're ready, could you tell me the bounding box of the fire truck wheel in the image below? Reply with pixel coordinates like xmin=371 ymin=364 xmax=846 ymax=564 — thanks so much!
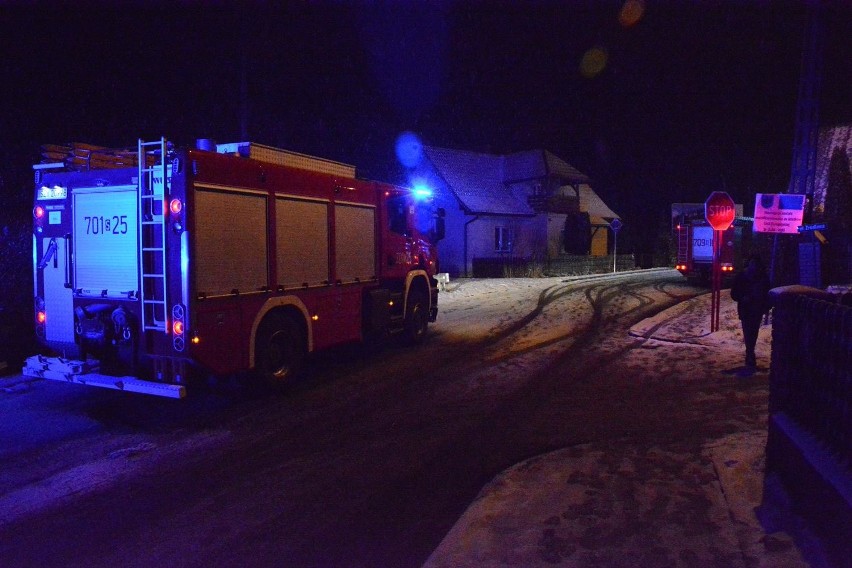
xmin=404 ymin=292 xmax=429 ymax=345
xmin=256 ymin=315 xmax=305 ymax=387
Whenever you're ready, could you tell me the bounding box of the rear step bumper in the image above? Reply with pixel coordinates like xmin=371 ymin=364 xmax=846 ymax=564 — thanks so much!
xmin=22 ymin=355 xmax=186 ymax=399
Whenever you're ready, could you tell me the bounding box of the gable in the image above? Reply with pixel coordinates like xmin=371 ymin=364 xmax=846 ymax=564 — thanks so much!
xmin=543 ymin=151 xmax=590 ymax=183
xmin=579 ymin=185 xmax=619 ymax=224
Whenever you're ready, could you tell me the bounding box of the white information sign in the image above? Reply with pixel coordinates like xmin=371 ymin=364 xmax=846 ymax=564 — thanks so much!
xmin=754 ymin=193 xmax=806 ymax=234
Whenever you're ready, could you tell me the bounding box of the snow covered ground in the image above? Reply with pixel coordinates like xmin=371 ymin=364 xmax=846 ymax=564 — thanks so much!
xmin=435 ymin=269 xmax=771 ymax=382
xmin=425 ymin=271 xmax=802 ymax=568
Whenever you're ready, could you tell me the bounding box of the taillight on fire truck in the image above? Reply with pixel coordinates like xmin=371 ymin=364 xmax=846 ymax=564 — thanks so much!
xmin=169 ymin=199 xmax=184 ymax=232
xmin=172 ymin=304 xmax=186 ymax=352
xmin=35 ymin=298 xmax=46 ymax=337
xmin=33 ymin=206 xmax=45 ymax=233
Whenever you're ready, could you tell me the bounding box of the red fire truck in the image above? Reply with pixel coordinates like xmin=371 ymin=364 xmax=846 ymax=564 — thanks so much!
xmin=672 ymin=203 xmax=743 ymax=285
xmin=25 ymin=139 xmax=444 ymax=398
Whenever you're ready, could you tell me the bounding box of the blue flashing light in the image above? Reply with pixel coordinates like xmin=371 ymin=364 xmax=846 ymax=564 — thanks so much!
xmin=412 ymin=184 xmax=432 ymax=200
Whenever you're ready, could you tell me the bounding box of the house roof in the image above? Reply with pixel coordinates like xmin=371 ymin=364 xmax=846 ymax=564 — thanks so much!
xmin=423 ymin=145 xmax=614 ymax=220
xmin=423 ymin=146 xmax=535 ymax=216
xmin=503 ymin=150 xmax=547 ymax=181
xmin=543 ymin=151 xmax=591 ymax=183
xmin=503 ymin=150 xmax=590 ymax=184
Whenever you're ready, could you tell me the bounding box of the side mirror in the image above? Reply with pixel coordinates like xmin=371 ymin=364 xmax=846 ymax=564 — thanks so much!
xmin=433 ymin=208 xmax=446 ymax=241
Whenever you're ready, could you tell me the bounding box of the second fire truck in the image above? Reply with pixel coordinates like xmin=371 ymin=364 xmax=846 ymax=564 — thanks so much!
xmin=672 ymin=202 xmax=744 ymax=285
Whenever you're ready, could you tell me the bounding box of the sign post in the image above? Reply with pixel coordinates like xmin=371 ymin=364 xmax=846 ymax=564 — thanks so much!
xmin=705 ymin=191 xmax=735 ymax=333
xmin=610 ymin=218 xmax=623 ymax=273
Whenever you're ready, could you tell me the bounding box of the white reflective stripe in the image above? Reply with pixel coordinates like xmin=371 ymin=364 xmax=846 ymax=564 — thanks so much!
xmin=32 ymin=235 xmax=37 ymax=295
xmin=180 ymin=231 xmax=189 ymax=306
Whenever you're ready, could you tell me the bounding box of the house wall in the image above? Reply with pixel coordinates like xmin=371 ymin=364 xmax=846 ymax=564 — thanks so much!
xmin=547 ymin=213 xmax=567 ymax=258
xmin=591 ymin=226 xmax=609 ymax=256
xmin=432 ymin=185 xmax=541 ymax=277
xmin=441 ymin=200 xmax=611 ymax=267
xmin=548 ymin=213 xmax=611 ymax=257
xmin=433 ymin=190 xmax=467 ymax=277
xmin=549 ymin=184 xmax=612 ymax=257
xmin=465 ymin=216 xmax=539 ymax=275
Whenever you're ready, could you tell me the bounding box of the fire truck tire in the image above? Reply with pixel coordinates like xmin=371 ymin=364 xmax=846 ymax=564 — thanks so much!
xmin=404 ymin=291 xmax=429 ymax=345
xmin=255 ymin=314 xmax=305 ymax=388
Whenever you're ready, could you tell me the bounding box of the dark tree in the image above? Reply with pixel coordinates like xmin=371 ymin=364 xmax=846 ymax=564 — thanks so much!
xmin=822 ymin=147 xmax=852 ymax=285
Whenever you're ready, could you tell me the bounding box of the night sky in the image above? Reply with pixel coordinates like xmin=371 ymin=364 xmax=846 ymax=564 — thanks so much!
xmin=1 ymin=1 xmax=850 ymax=254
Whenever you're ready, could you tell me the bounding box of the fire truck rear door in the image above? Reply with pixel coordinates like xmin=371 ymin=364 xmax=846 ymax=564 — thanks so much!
xmin=72 ymin=186 xmax=139 ymax=299
xmin=41 ymin=236 xmax=75 ymax=343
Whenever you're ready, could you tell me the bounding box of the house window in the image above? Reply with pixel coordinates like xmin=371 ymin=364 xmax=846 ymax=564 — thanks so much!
xmin=495 ymin=227 xmax=513 ymax=252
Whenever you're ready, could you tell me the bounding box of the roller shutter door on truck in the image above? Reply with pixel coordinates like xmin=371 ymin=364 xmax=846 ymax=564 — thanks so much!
xmin=194 ymin=187 xmax=268 ymax=297
xmin=275 ymin=198 xmax=329 ymax=288
xmin=334 ymin=204 xmax=375 ymax=282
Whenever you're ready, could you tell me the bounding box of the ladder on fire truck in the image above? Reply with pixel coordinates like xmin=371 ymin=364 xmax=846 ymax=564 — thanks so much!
xmin=675 ymin=216 xmax=689 ymax=263
xmin=138 ymin=138 xmax=168 ymax=332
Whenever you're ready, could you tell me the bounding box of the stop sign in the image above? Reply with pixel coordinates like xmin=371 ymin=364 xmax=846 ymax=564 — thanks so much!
xmin=705 ymin=191 xmax=735 ymax=231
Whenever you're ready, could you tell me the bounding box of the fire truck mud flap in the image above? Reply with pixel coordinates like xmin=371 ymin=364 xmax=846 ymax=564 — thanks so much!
xmin=22 ymin=355 xmax=186 ymax=399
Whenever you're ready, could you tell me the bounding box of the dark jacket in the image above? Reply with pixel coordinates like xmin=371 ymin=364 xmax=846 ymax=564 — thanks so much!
xmin=730 ymin=268 xmax=771 ymax=320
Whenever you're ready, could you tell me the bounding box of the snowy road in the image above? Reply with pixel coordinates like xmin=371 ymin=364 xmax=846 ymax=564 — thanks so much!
xmin=0 ymin=269 xmax=769 ymax=567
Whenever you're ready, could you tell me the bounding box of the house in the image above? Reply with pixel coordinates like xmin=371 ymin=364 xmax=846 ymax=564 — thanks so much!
xmin=411 ymin=146 xmax=621 ymax=277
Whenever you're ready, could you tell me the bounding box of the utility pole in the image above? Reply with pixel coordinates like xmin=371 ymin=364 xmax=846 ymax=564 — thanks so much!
xmin=239 ymin=12 xmax=250 ymax=141
xmin=772 ymin=3 xmax=824 ymax=286
xmin=788 ymin=5 xmax=824 ymax=197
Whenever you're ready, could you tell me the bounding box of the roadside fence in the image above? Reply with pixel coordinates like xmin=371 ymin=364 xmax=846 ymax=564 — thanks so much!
xmin=766 ymin=285 xmax=852 ymax=566
xmin=769 ymin=289 xmax=851 ymax=462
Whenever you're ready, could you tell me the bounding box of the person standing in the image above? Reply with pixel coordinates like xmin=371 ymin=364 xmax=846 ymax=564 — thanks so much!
xmin=730 ymin=254 xmax=772 ymax=368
